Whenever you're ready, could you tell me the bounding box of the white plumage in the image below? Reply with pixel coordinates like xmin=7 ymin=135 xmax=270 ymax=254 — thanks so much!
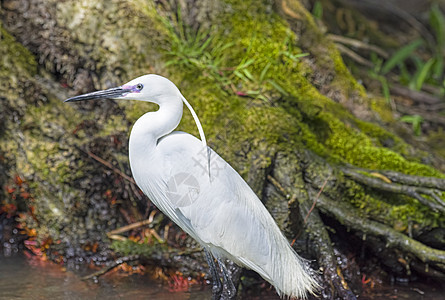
xmin=66 ymin=74 xmax=318 ymax=299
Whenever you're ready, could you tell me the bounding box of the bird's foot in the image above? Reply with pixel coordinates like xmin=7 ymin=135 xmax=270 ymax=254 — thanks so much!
xmin=204 ymin=249 xmax=223 ymax=299
xmin=217 ymin=258 xmax=237 ymax=299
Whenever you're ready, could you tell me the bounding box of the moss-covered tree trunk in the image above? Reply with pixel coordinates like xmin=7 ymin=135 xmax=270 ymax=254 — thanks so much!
xmin=1 ymin=0 xmax=445 ymax=298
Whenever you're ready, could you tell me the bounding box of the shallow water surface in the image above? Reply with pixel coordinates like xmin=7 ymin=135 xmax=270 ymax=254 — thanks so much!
xmin=0 ymin=254 xmax=210 ymax=300
xmin=1 ymin=253 xmax=444 ymax=299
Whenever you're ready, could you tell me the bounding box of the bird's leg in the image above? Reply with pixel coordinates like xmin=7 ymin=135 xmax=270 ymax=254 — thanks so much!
xmin=204 ymin=248 xmax=222 ymax=298
xmin=216 ymin=257 xmax=237 ymax=299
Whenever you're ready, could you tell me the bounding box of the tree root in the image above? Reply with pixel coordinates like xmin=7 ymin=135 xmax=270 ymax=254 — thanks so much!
xmin=268 ymin=150 xmax=445 ymax=298
xmin=328 ymin=34 xmax=388 ymax=58
xmin=315 ymin=192 xmax=445 ymax=272
xmin=340 ymin=167 xmax=445 ymax=213
xmin=268 ymin=152 xmax=358 ymax=299
xmin=378 ymin=170 xmax=445 ymax=190
xmin=299 ymin=187 xmax=358 ymax=300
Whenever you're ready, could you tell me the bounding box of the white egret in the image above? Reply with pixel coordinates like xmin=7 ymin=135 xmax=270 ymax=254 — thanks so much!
xmin=65 ymin=74 xmax=318 ymax=299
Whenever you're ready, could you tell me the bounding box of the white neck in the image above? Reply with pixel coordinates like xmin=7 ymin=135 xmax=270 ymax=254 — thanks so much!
xmin=129 ymin=95 xmax=183 ymax=159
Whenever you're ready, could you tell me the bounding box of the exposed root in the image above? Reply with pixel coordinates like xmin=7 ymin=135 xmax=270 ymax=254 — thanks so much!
xmin=299 ymin=187 xmax=358 ymax=300
xmin=328 ymin=34 xmax=389 ymax=58
xmin=316 ymin=192 xmax=445 ymax=272
xmin=340 ymin=167 xmax=445 ymax=213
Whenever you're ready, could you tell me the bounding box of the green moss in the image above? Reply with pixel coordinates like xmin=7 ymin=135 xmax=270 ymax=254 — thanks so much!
xmin=328 ymin=43 xmax=368 ymax=98
xmin=0 ymin=24 xmax=38 ymax=79
xmin=111 ymin=239 xmax=167 ymax=257
xmin=343 ymin=178 xmax=443 ymax=230
xmin=150 ymin=0 xmax=445 ymax=230
xmin=3 ymin=0 xmax=443 ymax=261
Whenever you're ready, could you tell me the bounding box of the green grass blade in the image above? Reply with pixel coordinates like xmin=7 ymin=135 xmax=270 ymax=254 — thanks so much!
xmin=268 ymin=80 xmax=289 ymax=96
xmin=400 ymin=115 xmax=423 ymax=136
xmin=291 ymin=53 xmax=309 ymax=60
xmin=312 ymin=1 xmax=323 ymax=19
xmin=430 ymin=4 xmax=445 ymax=48
xmin=380 ymin=76 xmax=391 ymax=102
xmin=414 ymin=58 xmax=434 ymax=90
xmin=260 ymin=62 xmax=272 ymax=82
xmin=381 ymin=39 xmax=423 ymax=75
xmin=238 ymin=58 xmax=255 ymax=69
xmin=234 ymin=70 xmax=248 ymax=82
xmin=432 ymin=54 xmax=444 ymax=80
xmin=243 ymin=69 xmax=255 ymax=81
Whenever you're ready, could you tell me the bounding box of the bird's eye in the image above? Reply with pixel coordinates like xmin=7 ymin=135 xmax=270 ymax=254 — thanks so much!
xmin=136 ymin=83 xmax=143 ymax=90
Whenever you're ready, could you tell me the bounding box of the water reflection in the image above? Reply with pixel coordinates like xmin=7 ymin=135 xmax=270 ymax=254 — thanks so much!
xmin=1 ymin=253 xmax=444 ymax=299
xmin=0 ymin=253 xmax=210 ymax=300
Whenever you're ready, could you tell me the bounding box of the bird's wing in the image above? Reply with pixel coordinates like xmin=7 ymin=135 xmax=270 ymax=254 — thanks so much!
xmin=136 ymin=132 xmax=281 ymax=275
xmin=182 ymin=164 xmax=276 ymax=268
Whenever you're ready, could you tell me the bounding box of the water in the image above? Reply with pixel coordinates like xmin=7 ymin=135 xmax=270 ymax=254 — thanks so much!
xmin=360 ymin=281 xmax=445 ymax=300
xmin=0 ymin=254 xmax=211 ymax=300
xmin=1 ymin=253 xmax=444 ymax=299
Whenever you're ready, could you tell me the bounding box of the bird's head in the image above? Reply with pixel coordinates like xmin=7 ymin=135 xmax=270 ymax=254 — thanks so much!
xmin=64 ymin=74 xmax=181 ymax=105
xmin=65 ymin=74 xmax=208 ymax=149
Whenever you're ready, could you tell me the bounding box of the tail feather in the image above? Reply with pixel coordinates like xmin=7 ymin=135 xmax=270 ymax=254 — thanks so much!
xmin=239 ymin=230 xmax=319 ymax=299
xmin=271 ymin=243 xmax=319 ymax=299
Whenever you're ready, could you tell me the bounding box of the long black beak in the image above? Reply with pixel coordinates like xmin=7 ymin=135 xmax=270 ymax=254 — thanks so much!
xmin=64 ymin=86 xmax=132 ymax=102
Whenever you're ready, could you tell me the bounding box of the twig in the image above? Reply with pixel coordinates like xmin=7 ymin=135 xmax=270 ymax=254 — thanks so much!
xmin=328 ymin=34 xmax=388 ymax=58
xmin=81 ymin=255 xmax=140 ymax=280
xmin=334 ymin=43 xmax=374 ymax=67
xmin=107 ymin=211 xmax=165 ymax=243
xmin=107 ymin=234 xmax=127 ymax=242
xmin=84 ymin=149 xmax=135 ymax=183
xmin=107 ymin=217 xmax=156 ymax=236
xmin=304 ymin=176 xmax=330 ymax=224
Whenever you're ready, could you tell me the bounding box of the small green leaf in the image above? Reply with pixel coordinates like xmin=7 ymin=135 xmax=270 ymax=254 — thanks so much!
xmin=380 ymin=77 xmax=390 ymax=102
xmin=257 ymin=95 xmax=269 ymax=102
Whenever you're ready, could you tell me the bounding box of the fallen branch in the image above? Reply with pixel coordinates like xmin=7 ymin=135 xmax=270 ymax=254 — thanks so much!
xmin=107 ymin=211 xmax=158 ymax=236
xmin=81 ymin=255 xmax=140 ymax=280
